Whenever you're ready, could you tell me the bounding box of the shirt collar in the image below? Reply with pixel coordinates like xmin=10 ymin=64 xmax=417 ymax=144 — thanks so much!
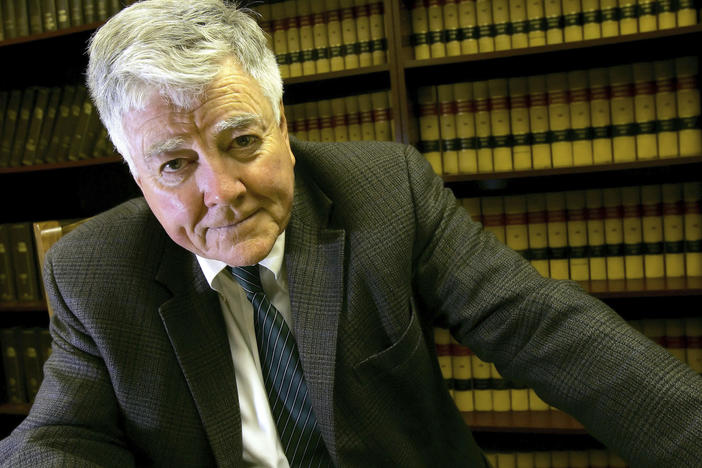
xmin=196 ymin=231 xmax=286 ymax=287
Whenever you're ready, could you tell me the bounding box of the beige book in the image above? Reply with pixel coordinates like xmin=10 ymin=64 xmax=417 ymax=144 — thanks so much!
xmin=581 ymin=0 xmax=602 ymax=39
xmin=621 ymin=186 xmax=644 ymax=279
xmin=492 ymin=0 xmax=511 ymax=51
xmin=661 ymin=183 xmax=685 ymax=277
xmin=411 ymin=0 xmax=431 ymax=60
xmin=317 ymin=99 xmax=335 ymax=142
xmin=417 ymin=86 xmax=443 ymax=174
xmin=443 ymin=0 xmax=462 ymax=56
xmin=344 ymin=95 xmax=363 ymax=141
xmin=509 ymin=77 xmax=533 ymax=170
xmin=437 ymin=84 xmax=459 ymax=174
xmin=488 ymin=78 xmax=513 ymax=172
xmin=589 ymin=68 xmax=614 ymax=165
xmin=368 ymin=1 xmax=387 ymax=65
xmin=684 ymin=317 xmax=702 ymax=375
xmin=633 ymin=62 xmax=658 ymax=160
xmin=482 ymin=196 xmax=506 ymax=243
xmin=471 ymin=354 xmax=493 ymax=411
xmin=311 ymin=2 xmax=331 ymax=74
xmin=454 ymin=81 xmax=479 ymax=174
xmin=286 ymin=16 xmax=303 ymax=78
xmin=476 ymin=0 xmax=495 ymax=52
xmin=665 ymin=319 xmax=687 ymax=362
xmin=358 ymin=92 xmax=376 ymax=140
xmin=609 ymin=64 xmax=637 ymax=163
xmin=271 ymin=11 xmax=290 ymax=79
xmin=653 ymin=60 xmax=679 ymax=158
xmin=547 ymin=73 xmax=573 ymax=168
xmin=458 ymin=0 xmax=479 ymax=54
xmin=603 ymin=187 xmax=626 ymax=280
xmin=677 ymin=0 xmax=698 ymax=26
xmin=544 ymin=0 xmax=564 ymax=44
xmin=528 ymin=74 xmax=552 ymax=169
xmin=371 ymin=91 xmax=392 ymax=141
xmin=641 ymin=185 xmax=665 ymax=278
xmin=675 ymin=57 xmax=702 ymax=157
xmin=509 ymin=0 xmax=529 ymax=49
xmin=330 ymin=97 xmax=349 ymax=141
xmin=562 ymin=0 xmax=584 ymax=42
xmin=586 ymin=189 xmax=608 ymax=280
xmin=589 ymin=450 xmax=610 ymax=468
xmin=683 ymin=182 xmax=702 ymax=277
xmin=527 ymin=193 xmax=551 ymax=277
xmin=490 ymin=363 xmax=510 ymax=411
xmin=568 ymin=70 xmax=594 ymax=166
xmin=297 ymin=0 xmax=316 ymax=76
xmin=353 ymin=0 xmax=372 ymax=67
xmin=287 ymin=103 xmax=308 ymax=140
xmin=304 ymin=101 xmax=322 ymax=141
xmin=618 ymin=0 xmax=638 ymax=34
xmin=473 ymin=80 xmax=493 ymax=173
xmin=600 ymin=0 xmax=620 ymax=37
xmin=546 ymin=192 xmax=570 ymax=279
xmin=657 ymin=0 xmax=677 ymax=29
xmin=504 ymin=195 xmax=530 ymax=258
xmin=638 ymin=0 xmax=658 ymax=32
xmin=462 ymin=197 xmax=482 ymax=224
xmin=526 ymin=0 xmax=547 ymax=46
xmin=566 ymin=191 xmax=590 ymax=281
xmin=451 ymin=336 xmax=474 ymax=411
xmin=326 ymin=1 xmax=345 ymax=71
xmin=427 ymin=0 xmax=447 ymax=57
xmin=434 ymin=328 xmax=453 ymax=395
xmin=340 ymin=0 xmax=360 ymax=69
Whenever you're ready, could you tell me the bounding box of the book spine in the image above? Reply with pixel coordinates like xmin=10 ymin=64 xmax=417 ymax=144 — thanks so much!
xmin=504 ymin=195 xmax=529 ymax=260
xmin=55 ymin=0 xmax=70 ymax=29
xmin=2 ymin=0 xmax=17 ymax=40
xmin=603 ymin=187 xmax=626 ymax=280
xmin=527 ymin=193 xmax=551 ymax=277
xmin=609 ymin=64 xmax=637 ymax=163
xmin=526 ymin=0 xmax=547 ymax=46
xmin=371 ymin=90 xmax=392 ymax=142
xmin=15 ymin=0 xmax=30 ymax=37
xmin=56 ymin=86 xmax=86 ymax=163
xmin=677 ymin=0 xmax=698 ymax=27
xmin=654 ymin=60 xmax=679 ymax=158
xmin=543 ymin=0 xmax=564 ymax=45
xmin=0 ymin=90 xmax=21 ymax=168
xmin=454 ymin=82 xmax=478 ymax=174
xmin=581 ymin=0 xmax=602 ymax=39
xmin=353 ymin=0 xmax=372 ymax=67
xmin=0 ymin=92 xmax=6 ymax=157
xmin=471 ymin=353 xmax=493 ymax=411
xmin=451 ymin=337 xmax=474 ymax=411
xmin=437 ymin=84 xmax=459 ymax=174
xmin=330 ymin=97 xmax=349 ymax=142
xmin=600 ymin=0 xmax=619 ymax=37
xmin=547 ymin=192 xmax=570 ymax=279
xmin=411 ymin=0 xmax=430 ymax=60
xmin=10 ymin=88 xmax=36 ymax=168
xmin=303 ymin=101 xmax=321 ymax=142
xmin=547 ymin=73 xmax=573 ymax=168
xmin=562 ymin=0 xmax=584 ymax=42
xmin=621 ymin=186 xmax=644 ymax=279
xmin=22 ymin=86 xmax=50 ymax=166
xmin=633 ymin=61 xmax=658 ymax=160
xmin=475 ymin=0 xmax=495 ymax=52
xmin=8 ymin=223 xmax=41 ymax=301
xmin=68 ymin=0 xmax=83 ymax=28
xmin=344 ymin=94 xmax=362 ymax=141
xmin=665 ymin=318 xmax=687 ymax=363
xmin=340 ymin=0 xmax=359 ymax=69
xmin=508 ymin=76 xmax=532 ymax=171
xmin=82 ymin=0 xmax=95 ymax=24
xmin=586 ymin=189 xmax=608 ymax=280
xmin=45 ymin=85 xmax=75 ymax=164
xmin=675 ymin=57 xmax=701 ymax=157
xmin=28 ymin=0 xmax=43 ymax=35
xmin=638 ymin=0 xmax=658 ymax=32
xmin=482 ymin=196 xmax=506 ymax=244
xmin=528 ymin=74 xmax=552 ymax=169
xmin=0 ymin=225 xmax=16 ymax=302
xmin=509 ymin=0 xmax=528 ymax=49
xmin=426 ymin=0 xmax=446 ymax=58
xmin=288 ymin=103 xmax=306 ymax=141
xmin=286 ymin=15 xmax=303 ymax=78
xmin=0 ymin=1 xmax=4 ymax=40
xmin=473 ymin=80 xmax=493 ymax=173
xmin=443 ymin=0 xmax=462 ymax=56
xmin=297 ymin=3 xmax=316 ymax=76
xmin=492 ymin=0 xmax=511 ymax=51
xmin=417 ymin=86 xmax=442 ymax=174
xmin=566 ymin=191 xmax=590 ymax=281
xmin=685 ymin=317 xmax=702 ymax=376
xmin=641 ymin=185 xmax=665 ymax=278
xmin=272 ymin=13 xmax=290 ymax=79
xmin=488 ymin=78 xmax=512 ymax=172
xmin=589 ymin=67 xmax=614 ymax=165
xmin=311 ymin=2 xmax=331 ymax=74
xmin=458 ymin=0 xmax=479 ymax=55
xmin=368 ymin=1 xmax=386 ymax=65
xmin=657 ymin=0 xmax=677 ymax=29
xmin=568 ymin=70 xmax=594 ymax=166
xmin=357 ymin=92 xmax=375 ymax=140
xmin=326 ymin=3 xmax=345 ymax=71
xmin=21 ymin=328 xmax=43 ymax=403
xmin=462 ymin=197 xmax=482 ymax=224
xmin=683 ymin=182 xmax=702 ymax=277
xmin=661 ymin=183 xmax=686 ymax=277
xmin=1 ymin=328 xmax=27 ymax=404
xmin=617 ymin=0 xmax=638 ymax=34
xmin=42 ymin=0 xmax=58 ymax=31
xmin=316 ymin=99 xmax=334 ymax=143
xmin=95 ymin=0 xmax=109 ymax=21
xmin=434 ymin=328 xmax=454 ymax=396
xmin=490 ymin=363 xmax=510 ymax=411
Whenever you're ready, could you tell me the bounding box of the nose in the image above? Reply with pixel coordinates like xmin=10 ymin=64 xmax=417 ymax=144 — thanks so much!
xmin=198 ymin=156 xmax=245 ymax=207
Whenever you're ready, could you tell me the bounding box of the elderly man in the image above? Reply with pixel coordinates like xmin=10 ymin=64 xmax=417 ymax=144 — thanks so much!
xmin=1 ymin=1 xmax=701 ymax=467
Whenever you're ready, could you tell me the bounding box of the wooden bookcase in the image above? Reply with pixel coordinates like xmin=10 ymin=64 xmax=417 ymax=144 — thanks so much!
xmin=0 ymin=0 xmax=700 ymax=457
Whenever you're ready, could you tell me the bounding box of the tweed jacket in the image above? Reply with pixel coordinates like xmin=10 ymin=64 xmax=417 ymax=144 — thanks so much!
xmin=1 ymin=139 xmax=701 ymax=467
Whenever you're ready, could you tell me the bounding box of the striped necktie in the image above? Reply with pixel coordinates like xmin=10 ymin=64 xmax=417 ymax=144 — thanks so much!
xmin=230 ymin=266 xmax=333 ymax=467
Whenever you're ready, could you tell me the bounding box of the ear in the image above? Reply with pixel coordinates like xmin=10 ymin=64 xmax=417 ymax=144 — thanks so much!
xmin=278 ymin=100 xmax=288 ymax=137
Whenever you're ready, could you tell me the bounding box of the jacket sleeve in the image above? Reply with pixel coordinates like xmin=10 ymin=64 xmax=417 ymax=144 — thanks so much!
xmin=0 ymin=247 xmax=135 ymax=468
xmin=404 ymin=144 xmax=702 ymax=467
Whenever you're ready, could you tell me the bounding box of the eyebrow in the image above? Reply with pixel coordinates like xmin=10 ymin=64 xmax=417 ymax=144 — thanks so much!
xmin=144 ymin=136 xmax=185 ymax=164
xmin=213 ymin=113 xmax=264 ymax=134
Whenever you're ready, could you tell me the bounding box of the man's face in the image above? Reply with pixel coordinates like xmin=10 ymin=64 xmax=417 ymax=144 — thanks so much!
xmin=123 ymin=60 xmax=295 ymax=267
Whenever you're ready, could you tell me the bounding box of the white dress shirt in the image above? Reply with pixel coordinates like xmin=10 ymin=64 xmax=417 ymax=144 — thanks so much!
xmin=196 ymin=232 xmax=291 ymax=468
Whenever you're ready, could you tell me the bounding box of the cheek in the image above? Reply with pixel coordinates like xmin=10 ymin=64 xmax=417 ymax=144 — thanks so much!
xmin=142 ymin=184 xmax=201 ymax=235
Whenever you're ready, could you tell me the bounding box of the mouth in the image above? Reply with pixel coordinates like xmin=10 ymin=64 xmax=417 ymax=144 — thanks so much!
xmin=212 ymin=210 xmax=259 ymax=230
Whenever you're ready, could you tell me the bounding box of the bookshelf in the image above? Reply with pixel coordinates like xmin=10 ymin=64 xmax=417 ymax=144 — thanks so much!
xmin=0 ymin=0 xmax=700 ymax=458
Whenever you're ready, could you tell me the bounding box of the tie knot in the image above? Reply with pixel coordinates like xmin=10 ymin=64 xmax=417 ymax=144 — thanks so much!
xmin=230 ymin=265 xmax=264 ymax=295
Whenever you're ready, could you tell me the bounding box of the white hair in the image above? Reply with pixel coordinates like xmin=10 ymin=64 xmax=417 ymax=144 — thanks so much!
xmin=86 ymin=0 xmax=283 ymax=175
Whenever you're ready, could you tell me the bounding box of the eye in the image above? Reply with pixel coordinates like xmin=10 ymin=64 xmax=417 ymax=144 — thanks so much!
xmin=231 ymin=134 xmax=258 ymax=148
xmin=161 ymin=158 xmax=187 ymax=173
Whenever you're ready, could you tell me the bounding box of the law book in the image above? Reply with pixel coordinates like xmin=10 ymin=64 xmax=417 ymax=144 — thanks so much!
xmin=581 ymin=0 xmax=602 ymax=39
xmin=285 ymin=14 xmax=303 ymax=78
xmin=95 ymin=0 xmax=109 ymax=21
xmin=603 ymin=187 xmax=626 ymax=280
xmin=661 ymin=183 xmax=685 ymax=277
xmin=471 ymin=353 xmax=493 ymax=411
xmin=547 ymin=73 xmax=573 ymax=168
xmin=0 ymin=91 xmax=6 ymax=147
xmin=437 ymin=84 xmax=458 ymax=175
xmin=473 ymin=80 xmax=493 ymax=173
xmin=677 ymin=0 xmax=698 ymax=27
xmin=426 ymin=0 xmax=446 ymax=58
xmin=482 ymin=196 xmax=506 ymax=244
xmin=0 ymin=89 xmax=22 ymax=168
xmin=0 ymin=225 xmax=16 ymax=302
xmin=68 ymin=0 xmax=83 ymax=27
xmin=475 ymin=0 xmax=495 ymax=52
xmin=641 ymin=185 xmax=665 ymax=278
xmin=609 ymin=64 xmax=637 ymax=163
xmin=326 ymin=1 xmax=345 ymax=71
xmin=462 ymin=196 xmax=482 ymax=223
xmin=410 ymin=0 xmax=430 ymax=59
xmin=108 ymin=0 xmax=120 ymax=16
xmin=311 ymin=1 xmax=331 ymax=74
xmin=642 ymin=318 xmax=666 ymax=348
xmin=10 ymin=87 xmax=36 ymax=168
xmin=339 ymin=0 xmax=359 ymax=69
xmin=417 ymin=86 xmax=442 ymax=175
xmin=56 ymin=85 xmax=87 ymax=163
xmin=451 ymin=337 xmax=474 ymax=411
xmin=296 ymin=0 xmax=316 ymax=76
xmin=504 ymin=0 xmax=526 ymax=50
xmin=21 ymin=86 xmax=49 ymax=166
xmin=632 ymin=61 xmax=658 ymax=160
xmin=683 ymin=182 xmax=702 ymax=277
xmin=0 ymin=328 xmax=27 ymax=404
xmin=0 ymin=2 xmax=4 ymax=40
xmin=15 ymin=0 xmax=30 ymax=37
xmin=453 ymin=81 xmax=478 ymax=174
xmin=458 ymin=0 xmax=479 ymax=54
xmin=330 ymin=97 xmax=348 ymax=142
xmin=42 ymin=0 xmax=58 ymax=31
xmin=20 ymin=328 xmax=43 ymax=403
xmin=588 ymin=67 xmax=614 ymax=165
xmin=27 ymin=0 xmax=43 ymax=34
xmin=653 ymin=60 xmax=679 ymax=158
xmin=508 ymin=77 xmax=532 ymax=170
xmin=1 ymin=0 xmax=16 ymax=40
xmin=83 ymin=0 xmax=96 ymax=23
xmin=543 ymin=0 xmax=564 ymax=44
xmin=490 ymin=363 xmax=510 ymax=412
xmin=55 ymin=0 xmax=70 ymax=28
xmin=525 ymin=0 xmax=547 ymax=46
xmin=585 ymin=189 xmax=608 ymax=280
xmin=567 ymin=70 xmax=594 ymax=166
xmin=675 ymin=56 xmax=701 ymax=157
xmin=287 ymin=103 xmax=306 ymax=140
xmin=504 ymin=195 xmax=530 ymax=260
xmin=434 ymin=327 xmax=454 ymax=395
xmin=73 ymin=98 xmax=102 ymax=160
xmin=684 ymin=317 xmax=702 ymax=376
xmin=562 ymin=0 xmax=584 ymax=42
xmin=271 ymin=7 xmax=290 ymax=79
xmin=491 ymin=0 xmax=511 ymax=51
xmin=353 ymin=0 xmax=372 ymax=67
xmin=8 ymin=222 xmax=41 ymax=301
xmin=316 ymin=99 xmax=334 ymax=143
xmin=621 ymin=186 xmax=644 ymax=279
xmin=546 ymin=192 xmax=569 ymax=279
xmin=656 ymin=0 xmax=677 ymax=29
xmin=442 ymin=0 xmax=461 ymax=56
xmin=637 ymin=0 xmax=657 ymax=32
xmin=488 ymin=78 xmax=513 ymax=172
xmin=600 ymin=0 xmax=619 ymax=37
xmin=44 ymin=85 xmax=75 ymax=164
xmin=566 ymin=191 xmax=590 ymax=281
xmin=527 ymin=74 xmax=552 ymax=169
xmin=526 ymin=193 xmax=550 ymax=277
xmin=664 ymin=318 xmax=687 ymax=363
xmin=38 ymin=328 xmax=51 ymax=365
xmin=617 ymin=0 xmax=638 ymax=34
xmin=371 ymin=90 xmax=392 ymax=141
xmin=368 ymin=0 xmax=386 ymax=65
xmin=343 ymin=95 xmax=362 ymax=141
xmin=357 ymin=92 xmax=375 ymax=141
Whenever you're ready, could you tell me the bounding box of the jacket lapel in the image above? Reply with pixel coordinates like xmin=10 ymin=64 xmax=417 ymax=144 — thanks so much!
xmin=156 ymin=241 xmax=244 ymax=468
xmin=285 ymin=164 xmax=345 ymax=461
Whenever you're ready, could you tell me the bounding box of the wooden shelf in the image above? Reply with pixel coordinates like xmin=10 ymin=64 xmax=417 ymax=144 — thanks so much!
xmin=463 ymin=410 xmax=585 ymax=434
xmin=583 ymin=277 xmax=702 ymax=298
xmin=0 ymin=403 xmax=31 ymax=416
xmin=0 ymin=155 xmax=122 ymax=175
